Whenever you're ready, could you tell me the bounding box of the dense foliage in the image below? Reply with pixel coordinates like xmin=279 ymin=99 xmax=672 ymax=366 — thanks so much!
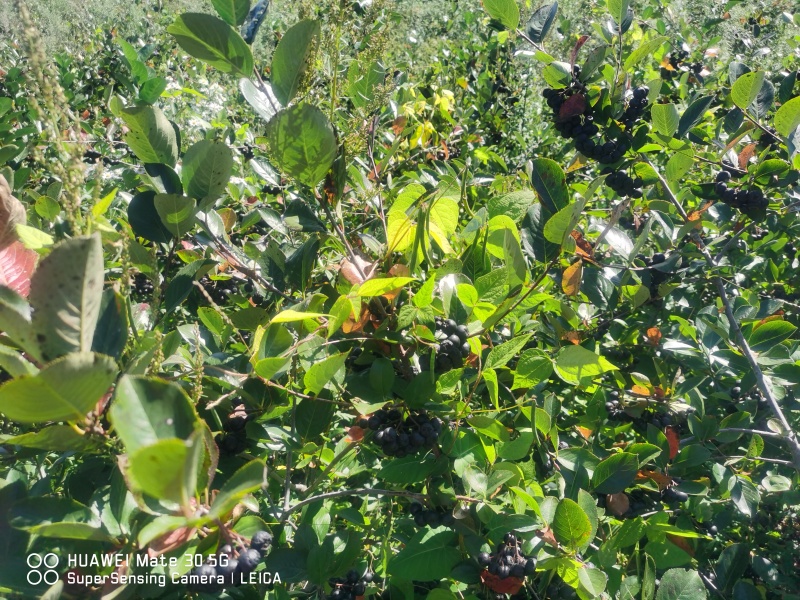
xmin=1 ymin=0 xmax=800 ymax=599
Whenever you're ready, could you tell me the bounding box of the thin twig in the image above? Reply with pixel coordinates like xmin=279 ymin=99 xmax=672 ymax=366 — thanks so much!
xmin=646 ymin=159 xmax=800 ymax=471
xmin=280 ymin=488 xmax=481 ymax=521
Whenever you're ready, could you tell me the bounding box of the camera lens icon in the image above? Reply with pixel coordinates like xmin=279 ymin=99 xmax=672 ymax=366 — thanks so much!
xmin=27 ymin=553 xmax=59 ymax=586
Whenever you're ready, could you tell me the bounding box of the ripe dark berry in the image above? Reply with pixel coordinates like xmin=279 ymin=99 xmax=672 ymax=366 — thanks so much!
xmin=478 ymin=552 xmax=491 ymax=566
xmin=237 ymin=548 xmax=262 ymax=574
xmin=716 ymin=170 xmax=732 ymax=183
xmin=251 ymin=530 xmax=273 ymax=551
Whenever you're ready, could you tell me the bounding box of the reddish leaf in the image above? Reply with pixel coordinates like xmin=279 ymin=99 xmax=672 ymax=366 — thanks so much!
xmin=637 ymin=469 xmax=673 ymax=490
xmin=562 ymin=260 xmax=583 ymax=296
xmin=571 ymin=230 xmax=594 ymax=257
xmin=738 ymin=143 xmax=757 ymax=170
xmin=667 ymin=534 xmax=695 ymax=556
xmin=147 ymin=527 xmax=197 ymax=557
xmin=665 ymin=427 xmax=680 ymax=460
xmin=481 ymin=570 xmax=524 ymax=595
xmin=538 ymin=526 xmax=558 ymax=548
xmin=0 ymin=241 xmax=37 ymax=297
xmin=570 ymin=35 xmax=590 ymax=66
xmin=558 ymin=94 xmax=587 ymax=121
xmin=687 ymin=201 xmax=713 ymax=221
xmin=645 ymin=327 xmax=662 ymax=346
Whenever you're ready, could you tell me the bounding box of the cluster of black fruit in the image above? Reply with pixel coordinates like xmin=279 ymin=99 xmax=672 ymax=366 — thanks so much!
xmin=200 ymin=275 xmax=239 ymax=304
xmin=546 ymin=577 xmax=578 ymax=600
xmin=604 ymin=390 xmax=626 ymax=420
xmin=604 ymin=169 xmax=644 ymax=198
xmin=420 ymin=317 xmax=469 ymax=373
xmin=662 ymin=486 xmax=689 ymax=504
xmin=713 ymin=171 xmax=768 ymax=218
xmin=328 ymin=569 xmax=373 ymax=600
xmin=620 ymin=86 xmax=649 ymax=130
xmin=477 ymin=532 xmax=537 ymax=580
xmin=358 ymin=408 xmax=442 ymax=457
xmin=131 ymin=273 xmax=155 ymax=299
xmin=661 ymin=50 xmax=702 ymax=80
xmin=187 ymin=531 xmax=272 ymax=593
xmin=409 ymin=503 xmax=455 ymax=528
xmin=635 ymin=252 xmax=673 ymax=295
xmin=215 ymin=399 xmax=251 ymax=455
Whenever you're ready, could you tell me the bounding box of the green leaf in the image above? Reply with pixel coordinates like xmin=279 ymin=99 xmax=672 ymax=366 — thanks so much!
xmin=304 ymin=351 xmax=349 ymax=395
xmin=527 ymin=2 xmax=558 ymax=43
xmin=239 ymin=78 xmax=279 ymax=122
xmin=591 ymin=452 xmax=639 ymax=494
xmin=512 ymin=349 xmax=553 ymax=389
xmin=0 ymin=286 xmax=41 ymax=362
xmin=485 ymin=334 xmax=532 ymax=369
xmin=29 ymin=234 xmax=104 ymax=362
xmin=716 ymin=544 xmax=750 ymax=593
xmin=731 ymin=72 xmax=765 ymax=111
xmin=211 ymin=0 xmax=251 ymax=25
xmin=0 ymin=425 xmax=96 ymax=452
xmin=357 ymin=277 xmax=416 ymax=297
xmin=378 ymin=454 xmax=439 ymax=483
xmin=138 ymin=77 xmax=167 ymax=104
xmin=91 ymin=289 xmax=128 ymax=360
xmin=552 ymin=498 xmax=593 ymax=551
xmin=128 ymin=191 xmax=174 ymax=243
xmin=347 ymin=60 xmax=385 ymax=109
xmin=544 ymin=197 xmax=587 ymax=246
xmin=168 ymin=12 xmax=254 ymax=77
xmin=488 ymin=190 xmax=537 ymax=222
xmin=482 ymin=0 xmax=520 ymax=29
xmin=677 ymin=96 xmax=713 ymax=138
xmin=118 ymin=105 xmax=179 ymax=167
xmin=530 ymin=158 xmax=568 ymax=213
xmin=307 ymin=531 xmax=362 ymax=585
xmin=165 ymin=259 xmax=215 ymax=313
xmin=607 ymin=0 xmax=630 ymax=26
xmin=651 ymin=103 xmax=680 ymax=137
xmin=522 ymin=203 xmax=561 ymax=263
xmin=154 ymin=194 xmax=197 ymax=237
xmin=181 ymin=140 xmax=233 ymax=203
xmin=271 ymin=20 xmax=320 ymax=106
xmin=209 ymin=459 xmax=266 ymax=518
xmin=555 ymin=345 xmax=618 ymax=385
xmin=127 ymin=436 xmax=199 ymax=505
xmin=9 ymin=497 xmax=113 ymax=541
xmin=266 ymin=103 xmax=337 ymax=187
xmin=295 ymin=397 xmax=336 ymax=440
xmin=731 ymin=476 xmax=760 ymax=517
xmin=388 ymin=528 xmax=462 ymax=580
xmin=624 ymin=36 xmax=668 ymax=71
xmin=655 ymin=569 xmax=707 ymax=600
xmin=108 ymin=375 xmax=199 ymax=453
xmin=748 ymin=320 xmax=796 ymax=352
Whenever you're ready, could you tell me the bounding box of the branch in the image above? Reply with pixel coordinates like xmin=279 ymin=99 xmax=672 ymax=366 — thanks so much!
xmin=280 ymin=488 xmax=481 ymax=521
xmin=647 ymin=160 xmax=800 ymax=471
xmin=680 ymin=427 xmax=785 ymax=446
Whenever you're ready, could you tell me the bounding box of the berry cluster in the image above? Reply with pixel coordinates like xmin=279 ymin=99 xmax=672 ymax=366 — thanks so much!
xmin=713 ymin=171 xmax=768 ymax=218
xmin=662 ymin=486 xmax=689 ymax=504
xmin=420 ymin=317 xmax=469 ymax=373
xmin=200 ymin=275 xmax=239 ymax=304
xmin=328 ymin=569 xmax=373 ymax=600
xmin=359 ymin=408 xmax=442 ymax=457
xmin=621 ymin=86 xmax=649 ymax=130
xmin=635 ymin=252 xmax=674 ymax=295
xmin=604 ymin=389 xmax=624 ymax=419
xmin=477 ymin=532 xmax=537 ymax=580
xmin=546 ymin=577 xmax=578 ymax=600
xmin=604 ymin=169 xmax=644 ymax=198
xmin=187 ymin=531 xmax=272 ymax=593
xmin=409 ymin=503 xmax=455 ymax=528
xmin=131 ymin=273 xmax=155 ymax=299
xmin=215 ymin=400 xmax=251 ymax=455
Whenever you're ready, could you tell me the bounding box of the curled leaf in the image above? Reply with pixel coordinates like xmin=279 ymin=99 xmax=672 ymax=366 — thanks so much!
xmin=0 ymin=174 xmax=26 ymax=250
